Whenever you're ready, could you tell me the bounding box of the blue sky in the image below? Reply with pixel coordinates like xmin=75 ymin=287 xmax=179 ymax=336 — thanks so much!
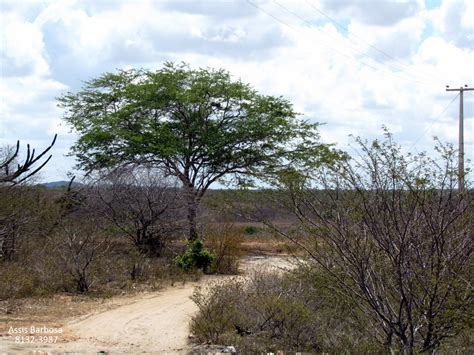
xmin=1 ymin=0 xmax=473 ymax=182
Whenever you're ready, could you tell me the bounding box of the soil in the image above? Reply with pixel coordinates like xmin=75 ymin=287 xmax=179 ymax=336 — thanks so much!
xmin=0 ymin=256 xmax=294 ymax=353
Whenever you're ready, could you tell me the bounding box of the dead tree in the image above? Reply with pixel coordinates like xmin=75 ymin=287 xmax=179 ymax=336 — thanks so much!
xmin=54 ymin=219 xmax=109 ymax=292
xmin=0 ymin=135 xmax=57 ymax=259
xmin=0 ymin=134 xmax=57 ymax=185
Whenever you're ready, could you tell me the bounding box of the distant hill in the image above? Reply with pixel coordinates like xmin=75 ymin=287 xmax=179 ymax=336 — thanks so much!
xmin=40 ymin=180 xmax=83 ymax=188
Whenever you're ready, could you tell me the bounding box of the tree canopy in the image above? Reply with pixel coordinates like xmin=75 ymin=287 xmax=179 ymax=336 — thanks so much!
xmin=59 ymin=62 xmax=337 ymax=239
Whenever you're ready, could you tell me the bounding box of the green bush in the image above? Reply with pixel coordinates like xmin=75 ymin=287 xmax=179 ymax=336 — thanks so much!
xmin=175 ymin=239 xmax=214 ymax=273
xmin=244 ymin=225 xmax=259 ymax=235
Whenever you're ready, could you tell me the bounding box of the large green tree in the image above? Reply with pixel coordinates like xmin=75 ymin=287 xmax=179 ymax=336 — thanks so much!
xmin=59 ymin=62 xmax=336 ymax=240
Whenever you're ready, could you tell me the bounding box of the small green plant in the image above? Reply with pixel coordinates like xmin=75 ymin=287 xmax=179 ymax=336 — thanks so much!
xmin=175 ymin=240 xmax=214 ymax=273
xmin=244 ymin=225 xmax=259 ymax=235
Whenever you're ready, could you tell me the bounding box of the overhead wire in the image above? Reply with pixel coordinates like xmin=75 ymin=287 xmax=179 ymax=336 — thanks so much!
xmin=271 ymin=0 xmax=437 ymax=87
xmin=246 ymin=0 xmax=383 ymax=72
xmin=274 ymin=1 xmax=380 ymax=59
xmin=409 ymin=93 xmax=459 ymax=151
xmin=303 ymin=0 xmax=446 ymax=85
xmin=245 ymin=0 xmax=298 ymax=30
xmin=246 ymin=0 xmax=465 ymax=151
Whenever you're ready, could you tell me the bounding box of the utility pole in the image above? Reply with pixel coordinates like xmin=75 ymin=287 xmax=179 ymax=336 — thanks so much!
xmin=446 ymin=84 xmax=473 ymax=193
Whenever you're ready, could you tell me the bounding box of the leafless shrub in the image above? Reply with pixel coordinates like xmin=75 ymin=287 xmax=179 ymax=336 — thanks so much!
xmin=205 ymin=223 xmax=243 ymax=274
xmin=0 ymin=186 xmax=53 ymax=261
xmin=45 ymin=182 xmax=113 ymax=292
xmin=91 ymin=166 xmax=182 ymax=257
xmin=191 ymin=268 xmax=376 ymax=353
xmin=52 ymin=219 xmax=110 ymax=293
xmin=262 ymin=133 xmax=473 ymax=353
xmin=0 ymin=187 xmax=24 ymax=260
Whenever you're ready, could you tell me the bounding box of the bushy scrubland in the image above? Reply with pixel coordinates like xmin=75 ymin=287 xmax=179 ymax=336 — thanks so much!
xmin=1 ymin=133 xmax=472 ymax=353
xmin=191 ymin=135 xmax=473 ymax=353
xmin=191 ymin=264 xmax=473 ymax=353
xmin=0 ymin=182 xmax=281 ymax=302
xmin=191 ymin=266 xmax=380 ymax=353
xmin=0 ymin=176 xmax=252 ymax=302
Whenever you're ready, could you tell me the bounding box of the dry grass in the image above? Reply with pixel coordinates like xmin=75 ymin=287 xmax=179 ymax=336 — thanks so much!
xmin=203 ymin=222 xmax=301 ymax=257
xmin=240 ymin=239 xmax=296 ymax=256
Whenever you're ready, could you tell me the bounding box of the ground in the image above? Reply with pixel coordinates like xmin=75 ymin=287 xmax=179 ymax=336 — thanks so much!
xmin=0 ymin=256 xmax=294 ymax=353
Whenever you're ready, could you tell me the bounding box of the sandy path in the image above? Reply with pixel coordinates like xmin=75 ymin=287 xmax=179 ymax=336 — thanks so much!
xmin=0 ymin=256 xmax=294 ymax=353
xmin=60 ymin=283 xmax=203 ymax=353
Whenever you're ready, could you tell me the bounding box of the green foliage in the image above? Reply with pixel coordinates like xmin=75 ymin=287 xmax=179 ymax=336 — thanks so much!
xmin=244 ymin=225 xmax=259 ymax=235
xmin=58 ymin=62 xmax=338 ymax=184
xmin=175 ymin=239 xmax=214 ymax=273
xmin=59 ymin=62 xmax=342 ymax=241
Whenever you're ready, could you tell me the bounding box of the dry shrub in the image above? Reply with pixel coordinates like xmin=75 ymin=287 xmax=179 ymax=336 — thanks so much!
xmin=0 ymin=246 xmax=72 ymax=301
xmin=190 ymin=278 xmax=244 ymax=344
xmin=190 ymin=266 xmax=379 ymax=353
xmin=0 ymin=263 xmax=42 ymax=300
xmin=0 ymin=254 xmax=72 ymax=300
xmin=205 ymin=224 xmax=243 ymax=274
xmin=66 ymin=235 xmax=195 ymax=294
xmin=0 ymin=232 xmax=193 ymax=300
xmin=0 ymin=183 xmax=193 ymax=300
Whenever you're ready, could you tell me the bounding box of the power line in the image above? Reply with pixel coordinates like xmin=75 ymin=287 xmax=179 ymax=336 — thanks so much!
xmin=245 ymin=0 xmax=297 ymax=30
xmin=247 ymin=0 xmax=405 ymax=78
xmin=409 ymin=93 xmax=459 ymax=151
xmin=304 ymin=0 xmax=445 ymax=85
xmin=248 ymin=0 xmax=437 ymax=87
xmin=275 ymin=0 xmax=373 ymax=58
xmin=272 ymin=0 xmax=436 ymax=87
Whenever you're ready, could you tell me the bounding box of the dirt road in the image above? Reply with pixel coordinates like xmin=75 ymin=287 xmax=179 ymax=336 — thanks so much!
xmin=61 ymin=282 xmax=204 ymax=353
xmin=1 ymin=256 xmax=293 ymax=353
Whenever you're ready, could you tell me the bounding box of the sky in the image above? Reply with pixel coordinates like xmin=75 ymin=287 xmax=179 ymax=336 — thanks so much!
xmin=0 ymin=0 xmax=473 ymax=182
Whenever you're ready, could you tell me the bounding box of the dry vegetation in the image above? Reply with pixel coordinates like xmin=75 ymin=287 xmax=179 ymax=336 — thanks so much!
xmin=0 ymin=179 xmax=285 ymax=307
xmin=0 ymin=183 xmax=290 ymax=353
xmin=190 ymin=136 xmax=473 ymax=353
xmin=190 ymin=267 xmax=379 ymax=353
xmin=1 ymin=134 xmax=472 ymax=354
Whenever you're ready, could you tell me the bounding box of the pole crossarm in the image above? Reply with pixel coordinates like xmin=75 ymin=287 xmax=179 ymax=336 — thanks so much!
xmin=446 ymin=87 xmax=474 ymax=92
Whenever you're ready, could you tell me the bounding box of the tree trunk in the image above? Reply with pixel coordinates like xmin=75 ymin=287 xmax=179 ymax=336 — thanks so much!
xmin=183 ymin=183 xmax=199 ymax=241
xmin=401 ymin=339 xmax=415 ymax=355
xmin=384 ymin=330 xmax=394 ymax=354
xmin=76 ymin=272 xmax=89 ymax=293
xmin=187 ymin=199 xmax=198 ymax=241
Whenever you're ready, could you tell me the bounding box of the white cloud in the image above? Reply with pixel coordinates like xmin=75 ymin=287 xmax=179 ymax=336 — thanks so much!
xmin=414 ymin=37 xmax=474 ymax=83
xmin=0 ymin=10 xmax=49 ymax=77
xmin=0 ymin=0 xmax=472 ymax=182
xmin=347 ymin=16 xmax=426 ymax=61
xmin=160 ymin=0 xmax=257 ymax=19
xmin=430 ymin=0 xmax=474 ymax=48
xmin=320 ymin=0 xmax=422 ymax=26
